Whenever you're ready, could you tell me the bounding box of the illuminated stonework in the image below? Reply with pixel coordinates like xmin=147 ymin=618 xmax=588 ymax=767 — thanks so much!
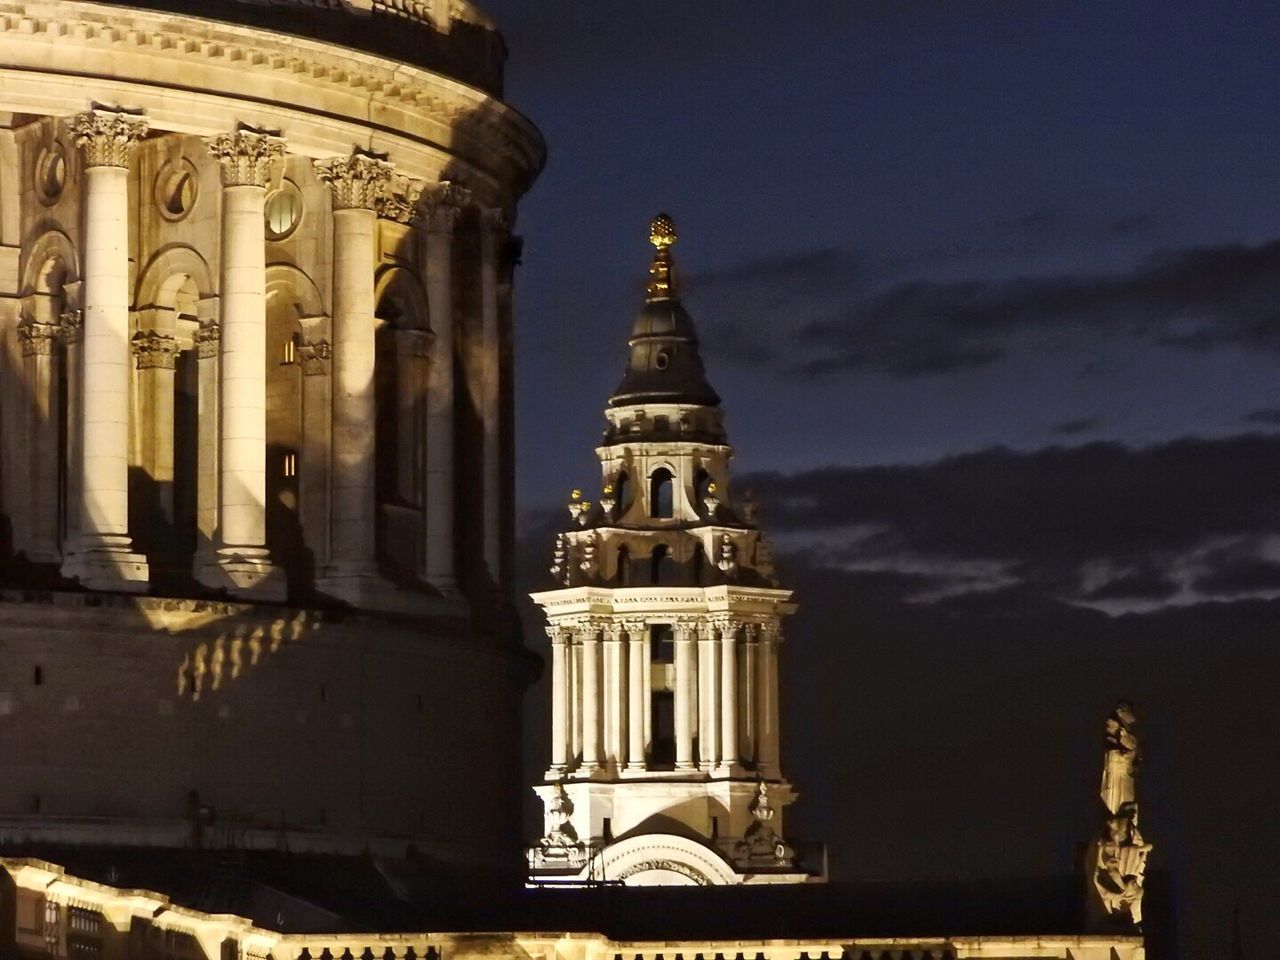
xmin=0 ymin=0 xmax=541 ymax=876
xmin=0 ymin=859 xmax=1148 ymax=960
xmin=528 ymin=217 xmax=822 ymax=886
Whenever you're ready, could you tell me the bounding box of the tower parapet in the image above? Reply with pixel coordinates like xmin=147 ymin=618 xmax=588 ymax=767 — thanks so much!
xmin=528 ymin=216 xmax=823 ymax=886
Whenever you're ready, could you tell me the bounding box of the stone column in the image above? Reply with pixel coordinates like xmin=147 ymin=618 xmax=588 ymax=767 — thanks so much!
xmin=580 ymin=626 xmax=602 ymax=772
xmin=419 ymin=183 xmax=468 ymax=590
xmin=131 ymin=329 xmax=179 ymax=521
xmin=604 ymin=623 xmax=626 ymax=771
xmin=626 ymin=621 xmax=646 ymax=771
xmin=314 ymin=150 xmax=396 ymax=602
xmin=674 ymin=624 xmax=696 ymax=770
xmin=58 ymin=305 xmax=83 ymax=554
xmin=61 ymin=108 xmax=149 ymax=591
xmin=569 ymin=636 xmax=582 ymax=766
xmin=719 ymin=621 xmax=739 ymax=772
xmin=194 ymin=316 xmax=220 ymax=567
xmin=204 ymin=125 xmax=286 ymax=599
xmin=17 ymin=314 xmax=61 ymax=562
xmin=698 ymin=626 xmax=719 ymax=769
xmin=478 ymin=208 xmax=506 ymax=585
xmin=298 ymin=326 xmax=332 ymax=568
xmin=548 ymin=626 xmax=569 ymax=773
xmin=757 ymin=621 xmax=781 ymax=778
xmin=742 ymin=622 xmax=758 ymax=765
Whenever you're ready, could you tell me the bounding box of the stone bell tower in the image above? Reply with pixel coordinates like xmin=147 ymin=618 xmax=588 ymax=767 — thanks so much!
xmin=527 ymin=215 xmax=822 ymax=886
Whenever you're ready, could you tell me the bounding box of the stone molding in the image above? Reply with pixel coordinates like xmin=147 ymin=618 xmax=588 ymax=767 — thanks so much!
xmin=0 ymin=3 xmax=542 ymax=201
xmin=16 ymin=316 xmax=60 ymax=357
xmin=131 ymin=329 xmax=179 ymax=370
xmin=315 ymin=150 xmax=400 ymax=211
xmin=206 ymin=125 xmax=286 ymax=188
xmin=299 ymin=338 xmax=332 ymax=376
xmin=67 ymin=107 xmax=148 ymax=168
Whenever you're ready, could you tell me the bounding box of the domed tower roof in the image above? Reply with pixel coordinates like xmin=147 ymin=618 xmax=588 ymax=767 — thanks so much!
xmin=609 ymin=214 xmax=722 ymax=409
xmin=96 ymin=0 xmax=507 ymax=94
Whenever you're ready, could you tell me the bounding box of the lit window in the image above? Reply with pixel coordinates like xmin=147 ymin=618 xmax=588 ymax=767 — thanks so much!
xmin=282 ymin=335 xmax=296 ymax=364
xmin=265 ymin=180 xmax=303 ymax=241
xmin=282 ymin=453 xmax=297 ymax=478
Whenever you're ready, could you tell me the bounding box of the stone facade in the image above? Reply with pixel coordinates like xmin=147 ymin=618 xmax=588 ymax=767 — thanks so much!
xmin=0 ymin=0 xmax=542 ymax=876
xmin=0 ymin=859 xmax=1148 ymax=960
xmin=528 ymin=218 xmax=821 ymax=886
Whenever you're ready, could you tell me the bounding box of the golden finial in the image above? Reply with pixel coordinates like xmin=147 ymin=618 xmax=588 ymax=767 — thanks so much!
xmin=646 ymin=212 xmax=678 ymax=301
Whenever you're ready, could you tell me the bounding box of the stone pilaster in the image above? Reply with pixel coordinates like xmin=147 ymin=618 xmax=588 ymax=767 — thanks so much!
xmin=697 ymin=624 xmax=718 ymax=769
xmin=603 ymin=622 xmax=626 ymax=772
xmin=419 ymin=181 xmax=469 ymax=591
xmin=61 ymin=107 xmax=150 ymax=591
xmin=18 ymin=315 xmax=61 ymax=562
xmin=202 ymin=125 xmax=286 ymax=599
xmin=193 ymin=317 xmax=220 ymax=566
xmin=756 ymin=621 xmax=781 ymax=778
xmin=314 ymin=150 xmax=397 ymax=603
xmin=132 ymin=330 xmax=179 ymax=526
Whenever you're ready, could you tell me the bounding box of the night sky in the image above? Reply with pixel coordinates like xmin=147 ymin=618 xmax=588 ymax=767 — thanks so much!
xmin=482 ymin=4 xmax=1280 ymax=958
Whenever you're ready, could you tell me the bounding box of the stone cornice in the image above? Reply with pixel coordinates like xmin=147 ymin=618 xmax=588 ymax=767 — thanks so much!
xmin=529 ymin=585 xmax=797 ymax=621
xmin=0 ymin=1 xmax=544 ymax=202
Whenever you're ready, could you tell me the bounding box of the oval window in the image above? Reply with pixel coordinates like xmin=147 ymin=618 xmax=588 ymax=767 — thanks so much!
xmin=34 ymin=144 xmax=67 ymax=205
xmin=265 ymin=180 xmax=304 ymax=241
xmin=155 ymin=159 xmax=199 ymax=221
xmin=654 ymin=349 xmax=671 ymax=371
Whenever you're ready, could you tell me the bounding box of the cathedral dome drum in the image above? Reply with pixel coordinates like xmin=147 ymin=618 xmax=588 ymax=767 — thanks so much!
xmin=0 ymin=0 xmax=543 ymax=883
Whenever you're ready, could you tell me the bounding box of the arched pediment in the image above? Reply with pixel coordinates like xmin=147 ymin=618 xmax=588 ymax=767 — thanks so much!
xmin=593 ymin=832 xmax=740 ymax=887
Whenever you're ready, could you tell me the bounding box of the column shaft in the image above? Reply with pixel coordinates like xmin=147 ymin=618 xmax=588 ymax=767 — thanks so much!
xmin=580 ymin=631 xmax=602 ymax=770
xmin=62 ymin=110 xmax=149 ymax=590
xmin=626 ymin=627 xmax=646 ymax=770
xmin=205 ymin=126 xmax=285 ymax=598
xmin=674 ymin=627 xmax=695 ymax=769
xmin=742 ymin=624 xmax=758 ymax=765
xmin=720 ymin=624 xmax=739 ymax=769
xmin=549 ymin=630 xmax=569 ymax=770
xmin=698 ymin=632 xmax=718 ymax=768
xmin=330 ymin=205 xmax=378 ymax=571
xmin=420 ymin=188 xmax=466 ymax=589
xmin=478 ymin=211 xmax=504 ymax=583
xmin=757 ymin=624 xmax=781 ymax=777
xmin=19 ymin=318 xmax=60 ymax=561
xmin=605 ymin=628 xmax=626 ymax=770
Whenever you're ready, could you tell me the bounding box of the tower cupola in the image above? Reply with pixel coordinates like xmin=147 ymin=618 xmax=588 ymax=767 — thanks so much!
xmin=527 ymin=216 xmax=823 ymax=887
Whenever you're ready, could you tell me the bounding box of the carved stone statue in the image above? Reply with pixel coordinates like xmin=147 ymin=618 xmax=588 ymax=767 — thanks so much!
xmin=733 ymin=782 xmax=796 ymax=869
xmin=1089 ymin=701 xmax=1152 ymax=926
xmin=527 ymin=783 xmax=589 ymax=870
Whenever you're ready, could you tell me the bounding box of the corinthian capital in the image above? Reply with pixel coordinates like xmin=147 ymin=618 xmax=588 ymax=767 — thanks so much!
xmin=68 ymin=107 xmax=148 ymax=169
xmin=380 ymin=174 xmax=427 ymax=224
xmin=17 ymin=316 xmax=59 ymax=357
xmin=314 ymin=149 xmax=396 ymax=211
xmin=206 ymin=125 xmax=286 ymax=188
xmin=131 ymin=329 xmax=179 ymax=370
xmin=419 ymin=180 xmax=471 ymax=235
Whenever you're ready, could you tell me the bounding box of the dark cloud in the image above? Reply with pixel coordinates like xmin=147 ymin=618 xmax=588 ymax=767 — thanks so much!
xmin=743 ymin=434 xmax=1280 ymax=605
xmin=1191 ymin=542 xmax=1280 ymax=596
xmin=1244 ymin=407 xmax=1280 ymax=426
xmin=686 ymin=238 xmax=1280 ymax=379
xmin=1051 ymin=417 xmax=1101 ymax=436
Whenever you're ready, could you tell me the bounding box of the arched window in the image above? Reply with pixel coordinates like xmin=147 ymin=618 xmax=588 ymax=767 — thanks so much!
xmin=692 ymin=541 xmax=706 ymax=585
xmin=614 ymin=471 xmax=629 ymax=517
xmin=617 ymin=545 xmax=631 ymax=586
xmin=650 ymin=468 xmax=674 ymax=519
xmin=650 ymin=544 xmax=674 ymax=585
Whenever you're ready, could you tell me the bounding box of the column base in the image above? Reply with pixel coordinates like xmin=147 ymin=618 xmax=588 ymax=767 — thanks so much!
xmin=61 ymin=535 xmax=149 ymax=593
xmin=198 ymin=546 xmax=286 ymax=602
